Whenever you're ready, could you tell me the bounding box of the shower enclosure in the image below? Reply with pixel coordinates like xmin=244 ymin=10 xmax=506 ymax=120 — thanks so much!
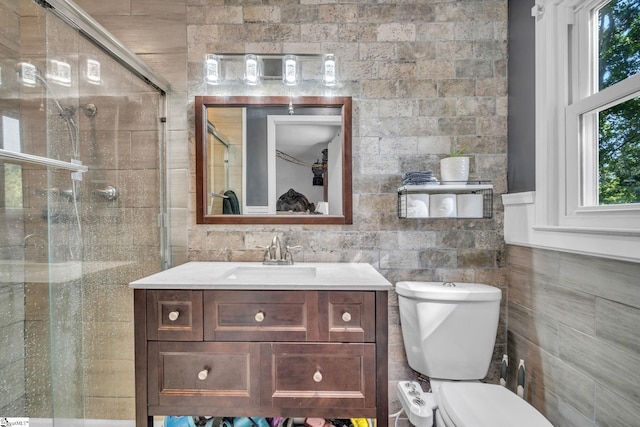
xmin=0 ymin=0 xmax=169 ymax=423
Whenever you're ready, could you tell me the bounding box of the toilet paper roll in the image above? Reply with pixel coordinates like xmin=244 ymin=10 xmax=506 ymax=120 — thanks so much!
xmin=406 ymin=194 xmax=429 ymax=218
xmin=429 ymin=193 xmax=457 ymax=218
xmin=456 ymin=193 xmax=484 ymax=218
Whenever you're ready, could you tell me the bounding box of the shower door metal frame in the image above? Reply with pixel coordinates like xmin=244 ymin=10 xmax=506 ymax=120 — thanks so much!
xmin=40 ymin=0 xmax=171 ymax=94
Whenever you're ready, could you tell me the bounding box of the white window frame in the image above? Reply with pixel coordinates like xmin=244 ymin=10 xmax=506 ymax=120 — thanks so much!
xmin=503 ymin=0 xmax=640 ymax=263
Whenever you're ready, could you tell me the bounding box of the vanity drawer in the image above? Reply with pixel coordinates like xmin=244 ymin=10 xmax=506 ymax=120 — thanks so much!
xmin=146 ymin=290 xmax=203 ymax=341
xmin=204 ymin=291 xmax=317 ymax=342
xmin=261 ymin=342 xmax=376 ymax=414
xmin=319 ymin=291 xmax=376 ymax=342
xmin=148 ymin=341 xmax=260 ymax=409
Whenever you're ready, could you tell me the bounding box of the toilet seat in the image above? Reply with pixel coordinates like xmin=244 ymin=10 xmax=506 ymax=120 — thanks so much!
xmin=436 ymin=382 xmax=553 ymax=427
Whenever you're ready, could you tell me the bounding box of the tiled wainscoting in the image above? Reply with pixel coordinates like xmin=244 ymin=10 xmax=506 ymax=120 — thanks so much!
xmin=506 ymin=245 xmax=640 ymax=427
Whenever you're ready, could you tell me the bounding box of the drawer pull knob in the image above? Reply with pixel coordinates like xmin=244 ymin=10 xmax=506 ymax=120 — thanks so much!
xmin=198 ymin=369 xmax=209 ymax=381
xmin=255 ymin=311 xmax=265 ymax=322
xmin=168 ymin=310 xmax=180 ymax=321
xmin=313 ymin=370 xmax=323 ymax=383
xmin=342 ymin=312 xmax=352 ymax=322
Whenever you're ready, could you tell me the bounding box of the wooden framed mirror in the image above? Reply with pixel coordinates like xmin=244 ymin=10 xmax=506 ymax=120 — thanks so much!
xmin=195 ymin=96 xmax=352 ymax=224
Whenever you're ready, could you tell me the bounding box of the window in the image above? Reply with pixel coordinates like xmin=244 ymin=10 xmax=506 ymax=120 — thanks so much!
xmin=502 ymin=0 xmax=640 ymax=262
xmin=535 ymin=0 xmax=640 ymax=231
xmin=569 ymin=0 xmax=640 ymax=208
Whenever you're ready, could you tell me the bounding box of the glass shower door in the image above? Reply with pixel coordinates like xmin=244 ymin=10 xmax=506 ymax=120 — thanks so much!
xmin=0 ymin=0 xmax=168 ymax=423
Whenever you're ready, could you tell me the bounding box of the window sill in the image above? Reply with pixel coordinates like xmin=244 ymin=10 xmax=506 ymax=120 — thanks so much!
xmin=503 ymin=191 xmax=640 ymax=263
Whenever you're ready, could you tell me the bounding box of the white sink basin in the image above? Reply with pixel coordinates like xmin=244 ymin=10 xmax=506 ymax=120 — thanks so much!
xmin=223 ymin=265 xmax=317 ymax=282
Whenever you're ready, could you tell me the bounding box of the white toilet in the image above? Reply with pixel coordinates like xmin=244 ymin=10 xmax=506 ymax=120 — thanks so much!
xmin=395 ymin=281 xmax=553 ymax=427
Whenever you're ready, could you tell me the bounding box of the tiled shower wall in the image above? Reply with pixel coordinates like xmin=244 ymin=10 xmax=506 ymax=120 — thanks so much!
xmin=506 ymin=245 xmax=640 ymax=427
xmin=73 ymin=0 xmax=190 ymax=267
xmin=78 ymin=0 xmax=508 ymax=414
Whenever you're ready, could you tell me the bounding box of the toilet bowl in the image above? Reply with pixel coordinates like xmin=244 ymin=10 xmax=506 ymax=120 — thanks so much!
xmin=395 ymin=281 xmax=553 ymax=427
xmin=434 ymin=382 xmax=552 ymax=427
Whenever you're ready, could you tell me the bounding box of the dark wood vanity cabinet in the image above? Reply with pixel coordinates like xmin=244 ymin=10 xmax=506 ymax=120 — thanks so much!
xmin=134 ymin=289 xmax=388 ymax=427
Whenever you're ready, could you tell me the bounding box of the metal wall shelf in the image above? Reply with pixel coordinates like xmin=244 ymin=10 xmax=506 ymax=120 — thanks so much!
xmin=398 ymin=181 xmax=493 ymax=219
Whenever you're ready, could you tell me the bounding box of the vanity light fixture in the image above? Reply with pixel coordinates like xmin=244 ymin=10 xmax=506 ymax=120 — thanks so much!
xmin=282 ymin=55 xmax=299 ymax=86
xmin=322 ymin=54 xmax=337 ymax=87
xmin=204 ymin=54 xmax=222 ymax=85
xmin=203 ymin=53 xmax=338 ymax=86
xmin=243 ymin=54 xmax=261 ymax=85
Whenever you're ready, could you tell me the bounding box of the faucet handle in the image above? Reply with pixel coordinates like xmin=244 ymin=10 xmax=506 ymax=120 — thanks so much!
xmin=256 ymin=245 xmax=271 ymax=261
xmin=284 ymin=245 xmax=303 ymax=263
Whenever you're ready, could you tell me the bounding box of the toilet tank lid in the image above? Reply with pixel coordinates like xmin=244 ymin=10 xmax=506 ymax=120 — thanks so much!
xmin=395 ymin=281 xmax=501 ymax=301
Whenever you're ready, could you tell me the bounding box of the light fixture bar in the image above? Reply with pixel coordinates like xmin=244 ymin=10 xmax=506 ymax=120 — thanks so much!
xmin=203 ymin=53 xmax=338 ymax=86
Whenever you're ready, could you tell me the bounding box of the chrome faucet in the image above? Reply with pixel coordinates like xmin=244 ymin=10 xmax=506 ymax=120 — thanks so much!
xmin=270 ymin=235 xmax=283 ymax=262
xmin=262 ymin=236 xmax=302 ymax=265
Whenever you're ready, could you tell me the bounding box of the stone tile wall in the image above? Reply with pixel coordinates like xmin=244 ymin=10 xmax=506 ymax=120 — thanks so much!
xmin=184 ymin=0 xmax=509 ymax=413
xmin=506 ymin=245 xmax=640 ymax=426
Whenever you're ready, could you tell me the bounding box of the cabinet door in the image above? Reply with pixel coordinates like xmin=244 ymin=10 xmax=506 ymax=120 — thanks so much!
xmin=318 ymin=291 xmax=375 ymax=342
xmin=148 ymin=341 xmax=260 ymax=409
xmin=147 ymin=290 xmax=203 ymax=341
xmin=204 ymin=291 xmax=318 ymax=341
xmin=261 ymin=343 xmax=376 ymax=416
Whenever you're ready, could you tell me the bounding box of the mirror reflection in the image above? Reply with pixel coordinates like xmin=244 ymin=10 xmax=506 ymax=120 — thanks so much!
xmin=195 ymin=96 xmax=352 ymax=224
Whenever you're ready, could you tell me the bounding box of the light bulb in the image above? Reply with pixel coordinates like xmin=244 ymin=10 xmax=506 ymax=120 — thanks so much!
xmin=204 ymin=54 xmax=222 ymax=85
xmin=283 ymin=55 xmax=299 ymax=86
xmin=322 ymin=54 xmax=337 ymax=86
xmin=244 ymin=54 xmax=261 ymax=85
xmin=48 ymin=59 xmax=71 ymax=87
xmin=86 ymin=59 xmax=101 ymax=85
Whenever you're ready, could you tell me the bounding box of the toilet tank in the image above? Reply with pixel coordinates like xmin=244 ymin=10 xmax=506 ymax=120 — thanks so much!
xmin=396 ymin=281 xmax=501 ymax=380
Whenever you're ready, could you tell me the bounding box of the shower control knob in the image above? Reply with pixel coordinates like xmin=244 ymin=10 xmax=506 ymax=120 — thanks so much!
xmin=342 ymin=312 xmax=352 ymax=322
xmin=198 ymin=369 xmax=209 ymax=381
xmin=93 ymin=185 xmax=119 ymax=201
xmin=168 ymin=311 xmax=180 ymax=321
xmin=413 ymin=398 xmax=425 ymax=406
xmin=255 ymin=311 xmax=265 ymax=322
xmin=313 ymin=370 xmax=323 ymax=383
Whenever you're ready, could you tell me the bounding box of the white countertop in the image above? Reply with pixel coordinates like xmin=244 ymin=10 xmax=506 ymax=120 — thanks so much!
xmin=129 ymin=261 xmax=393 ymax=291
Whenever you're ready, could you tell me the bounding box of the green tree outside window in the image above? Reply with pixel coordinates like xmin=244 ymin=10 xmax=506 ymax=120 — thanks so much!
xmin=598 ymin=0 xmax=640 ymax=204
